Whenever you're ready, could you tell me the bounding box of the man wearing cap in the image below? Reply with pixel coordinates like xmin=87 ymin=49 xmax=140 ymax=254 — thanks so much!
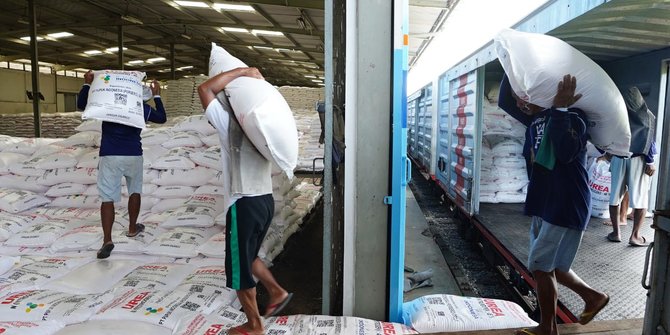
xmin=77 ymin=70 xmax=167 ymax=259
xmin=606 ymin=86 xmax=657 ymax=246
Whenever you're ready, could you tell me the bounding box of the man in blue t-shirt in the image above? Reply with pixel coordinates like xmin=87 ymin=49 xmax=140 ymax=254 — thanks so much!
xmin=499 ymin=74 xmax=609 ymax=335
xmin=77 ymin=70 xmax=167 ymax=259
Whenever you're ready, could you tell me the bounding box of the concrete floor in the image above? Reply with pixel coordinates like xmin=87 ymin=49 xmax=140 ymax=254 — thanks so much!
xmin=404 ymin=188 xmax=462 ymax=301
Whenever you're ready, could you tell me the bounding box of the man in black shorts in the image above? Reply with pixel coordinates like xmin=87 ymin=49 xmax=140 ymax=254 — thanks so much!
xmin=198 ymin=67 xmax=292 ymax=335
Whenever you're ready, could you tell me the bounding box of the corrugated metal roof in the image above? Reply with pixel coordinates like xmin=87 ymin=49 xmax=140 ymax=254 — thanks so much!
xmin=408 ymin=0 xmax=456 ymax=67
xmin=549 ymin=0 xmax=670 ymax=62
xmin=445 ymin=0 xmax=670 ymax=79
xmin=0 ymin=0 xmax=324 ymax=86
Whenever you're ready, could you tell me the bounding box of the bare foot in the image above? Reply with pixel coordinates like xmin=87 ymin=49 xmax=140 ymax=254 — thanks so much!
xmin=228 ymin=323 xmax=264 ymax=335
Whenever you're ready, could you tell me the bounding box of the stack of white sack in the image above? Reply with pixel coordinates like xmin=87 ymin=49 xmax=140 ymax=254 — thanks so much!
xmin=480 ymin=95 xmax=528 ymax=204
xmin=293 ymin=108 xmax=324 ymax=172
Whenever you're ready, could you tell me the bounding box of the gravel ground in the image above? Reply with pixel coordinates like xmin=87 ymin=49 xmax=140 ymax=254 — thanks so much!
xmin=408 ymin=165 xmax=518 ymax=301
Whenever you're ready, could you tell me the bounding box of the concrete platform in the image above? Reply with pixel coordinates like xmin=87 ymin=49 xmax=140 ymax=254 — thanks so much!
xmin=404 ymin=188 xmax=462 ymax=301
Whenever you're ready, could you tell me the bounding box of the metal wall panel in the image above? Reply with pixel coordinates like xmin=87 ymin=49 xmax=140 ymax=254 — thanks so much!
xmin=417 ymin=84 xmax=433 ymax=170
xmin=435 ymin=74 xmax=451 ymax=191
xmin=407 ymin=90 xmax=421 ymax=161
xmin=447 ymin=71 xmax=479 ymax=215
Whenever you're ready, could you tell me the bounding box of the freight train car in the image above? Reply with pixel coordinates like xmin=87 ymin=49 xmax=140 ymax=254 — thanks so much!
xmin=409 ymin=0 xmax=670 ymax=324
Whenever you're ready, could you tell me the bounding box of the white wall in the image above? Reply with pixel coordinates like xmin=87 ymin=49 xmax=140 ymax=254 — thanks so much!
xmin=0 ymin=68 xmax=83 ymax=114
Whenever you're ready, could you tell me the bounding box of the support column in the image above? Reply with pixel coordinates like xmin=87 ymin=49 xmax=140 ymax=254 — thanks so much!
xmin=170 ymin=43 xmax=176 ymax=80
xmin=28 ymin=0 xmax=41 ymax=137
xmin=322 ymin=0 xmax=334 ymax=316
xmin=117 ymin=25 xmax=124 ymax=69
xmin=343 ymin=0 xmax=392 ymax=321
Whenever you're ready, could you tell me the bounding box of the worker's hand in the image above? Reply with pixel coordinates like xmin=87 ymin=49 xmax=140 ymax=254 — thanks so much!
xmin=150 ymin=80 xmax=160 ymax=96
xmin=84 ymin=70 xmax=94 ymax=85
xmin=238 ymin=67 xmax=264 ymax=80
xmin=553 ymin=74 xmax=582 ymax=108
xmin=644 ymin=163 xmax=656 ymax=176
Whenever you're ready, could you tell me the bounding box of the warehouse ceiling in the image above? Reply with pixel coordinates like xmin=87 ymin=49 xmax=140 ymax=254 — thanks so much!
xmin=0 ymin=0 xmax=451 ymax=86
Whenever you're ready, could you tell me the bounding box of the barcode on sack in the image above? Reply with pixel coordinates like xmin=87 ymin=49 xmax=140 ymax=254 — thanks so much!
xmin=124 ymin=280 xmax=139 ymax=287
xmin=220 ymin=310 xmax=238 ymax=320
xmin=427 ymin=297 xmax=444 ymax=305
xmin=267 ymin=330 xmax=287 ymax=335
xmin=114 ymin=93 xmax=128 ymax=106
xmin=316 ymin=320 xmax=335 ymax=328
xmin=180 ymin=301 xmax=201 ymax=311
xmin=437 ymin=311 xmax=445 ymax=317
xmin=8 ymin=271 xmax=24 ymax=280
xmin=189 ymin=285 xmax=204 ymax=293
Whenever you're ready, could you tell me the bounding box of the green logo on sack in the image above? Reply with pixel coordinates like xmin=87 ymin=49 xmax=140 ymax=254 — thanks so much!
xmin=25 ymin=302 xmax=45 ymax=312
xmin=100 ymin=74 xmax=111 ymax=84
xmin=145 ymin=306 xmax=164 ymax=315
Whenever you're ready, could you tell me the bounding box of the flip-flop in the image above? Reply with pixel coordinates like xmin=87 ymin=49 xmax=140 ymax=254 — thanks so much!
xmin=514 ymin=329 xmax=538 ymax=335
xmin=126 ymin=223 xmax=145 ymax=237
xmin=607 ymin=232 xmax=621 ymax=242
xmin=227 ymin=326 xmax=250 ymax=335
xmin=96 ymin=242 xmax=114 ymax=259
xmin=629 ymin=236 xmax=649 ymax=247
xmin=264 ymin=292 xmax=293 ymax=317
xmin=579 ymin=294 xmax=609 ymax=325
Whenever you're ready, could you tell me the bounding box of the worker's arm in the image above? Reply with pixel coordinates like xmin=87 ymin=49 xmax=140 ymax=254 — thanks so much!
xmin=197 ymin=67 xmax=264 ymax=108
xmin=76 ymin=70 xmax=94 ymax=110
xmin=146 ymin=80 xmax=167 ymax=124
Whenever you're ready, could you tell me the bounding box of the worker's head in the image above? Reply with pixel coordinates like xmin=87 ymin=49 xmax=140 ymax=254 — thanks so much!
xmin=511 ymin=91 xmax=543 ymax=115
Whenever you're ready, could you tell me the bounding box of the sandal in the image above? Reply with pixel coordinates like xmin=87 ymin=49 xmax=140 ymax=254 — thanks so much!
xmin=264 ymin=292 xmax=293 ymax=317
xmin=126 ymin=223 xmax=145 ymax=238
xmin=96 ymin=242 xmax=114 ymax=259
xmin=629 ymin=236 xmax=649 ymax=247
xmin=579 ymin=294 xmax=610 ymax=325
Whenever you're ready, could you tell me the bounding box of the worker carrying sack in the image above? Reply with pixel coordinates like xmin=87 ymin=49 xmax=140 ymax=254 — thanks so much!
xmin=494 ymin=28 xmax=631 ymax=157
xmin=208 ymin=43 xmax=299 ymax=178
xmin=82 ymin=70 xmax=148 ymax=129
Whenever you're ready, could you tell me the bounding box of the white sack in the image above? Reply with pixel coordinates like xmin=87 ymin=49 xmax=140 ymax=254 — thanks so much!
xmin=144 ymin=226 xmax=221 ymax=258
xmin=175 ymin=265 xmax=238 ymax=306
xmin=0 ymin=256 xmax=20 ymax=276
xmin=189 ymin=146 xmax=223 ymax=170
xmin=49 ymin=195 xmax=101 ymax=209
xmin=161 ymin=131 xmax=204 ymax=149
xmin=92 ymin=289 xmax=223 ymax=330
xmin=588 ymin=160 xmax=611 ymax=218
xmin=161 ymin=194 xmax=227 ymax=228
xmin=196 ymin=232 xmax=226 ymax=258
xmin=494 ymin=28 xmax=630 ymax=156
xmin=0 ymin=175 xmax=49 ymax=193
xmin=3 ymin=218 xmax=74 ymax=247
xmin=112 ymin=263 xmax=194 ymax=291
xmin=0 ymin=256 xmax=91 ymax=293
xmin=151 ymin=198 xmax=188 ymax=213
xmin=37 ymin=168 xmax=98 ymax=186
xmin=82 ymin=70 xmax=148 ymax=129
xmin=0 ymin=290 xmax=113 ymax=324
xmin=151 ymin=147 xmax=197 ymax=170
xmin=201 ymin=133 xmax=220 ymax=147
xmin=45 ymin=183 xmax=89 ymax=197
xmin=172 ymin=115 xmax=218 ymax=136
xmin=75 ymin=119 xmax=103 ymax=132
xmin=76 ymin=151 xmax=100 ymax=168
xmin=402 ymin=294 xmax=537 ymax=333
xmin=53 ymin=131 xmax=101 ymax=148
xmin=49 ymin=225 xmax=101 ymax=252
xmin=141 ymin=129 xmax=173 ymax=147
xmin=209 ymin=43 xmax=299 ymax=177
xmin=0 ymin=153 xmax=28 ymax=174
xmin=152 ymin=185 xmax=195 ymax=199
xmin=0 ymin=321 xmax=65 ymax=335
xmin=41 ymin=259 xmax=145 ymax=295
xmin=152 ymin=167 xmax=216 ymax=186
xmin=54 ymin=320 xmax=170 ymax=335
xmin=0 ymin=189 xmax=50 ymax=213
xmin=110 ymin=221 xmax=161 ymax=254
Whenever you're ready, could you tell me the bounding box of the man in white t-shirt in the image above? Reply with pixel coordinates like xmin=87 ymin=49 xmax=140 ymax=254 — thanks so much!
xmin=198 ymin=67 xmax=292 ymax=335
